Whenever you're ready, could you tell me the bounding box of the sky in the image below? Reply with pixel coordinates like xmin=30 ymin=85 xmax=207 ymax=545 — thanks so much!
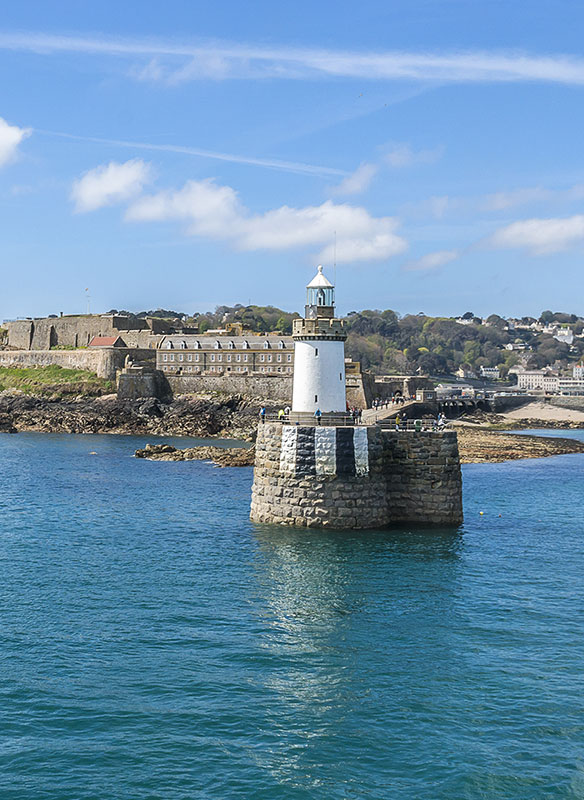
xmin=1 ymin=0 xmax=584 ymax=320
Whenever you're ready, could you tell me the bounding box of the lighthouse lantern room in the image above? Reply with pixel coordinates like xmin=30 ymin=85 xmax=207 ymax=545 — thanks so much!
xmin=291 ymin=266 xmax=347 ymax=415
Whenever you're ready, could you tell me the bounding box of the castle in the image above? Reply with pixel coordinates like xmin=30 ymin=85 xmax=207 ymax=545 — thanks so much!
xmin=250 ymin=267 xmax=463 ymax=529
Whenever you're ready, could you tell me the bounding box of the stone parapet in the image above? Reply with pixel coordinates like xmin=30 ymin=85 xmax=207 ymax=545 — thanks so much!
xmin=250 ymin=423 xmax=463 ymax=529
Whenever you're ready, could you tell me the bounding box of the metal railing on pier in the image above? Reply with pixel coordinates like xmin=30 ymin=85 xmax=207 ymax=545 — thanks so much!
xmin=262 ymin=413 xmax=361 ymax=427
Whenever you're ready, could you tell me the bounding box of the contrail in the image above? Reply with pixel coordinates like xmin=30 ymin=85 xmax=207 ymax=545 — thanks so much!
xmin=36 ymin=129 xmax=347 ymax=178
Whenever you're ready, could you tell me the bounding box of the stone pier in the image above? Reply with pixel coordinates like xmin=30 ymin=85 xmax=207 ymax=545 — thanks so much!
xmin=250 ymin=423 xmax=463 ymax=529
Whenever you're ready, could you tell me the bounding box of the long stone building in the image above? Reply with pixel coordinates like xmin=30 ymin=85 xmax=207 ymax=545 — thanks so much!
xmin=156 ymin=334 xmax=295 ymax=377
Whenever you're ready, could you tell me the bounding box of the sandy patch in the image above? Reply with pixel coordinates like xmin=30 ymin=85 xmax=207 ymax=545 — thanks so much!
xmin=502 ymin=402 xmax=584 ymax=423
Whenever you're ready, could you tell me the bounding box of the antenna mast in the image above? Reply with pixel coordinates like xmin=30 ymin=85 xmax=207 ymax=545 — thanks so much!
xmin=333 ymin=230 xmax=337 ymax=296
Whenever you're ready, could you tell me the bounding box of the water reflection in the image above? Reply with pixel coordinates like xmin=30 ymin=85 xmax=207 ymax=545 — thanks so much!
xmin=246 ymin=524 xmax=465 ymax=787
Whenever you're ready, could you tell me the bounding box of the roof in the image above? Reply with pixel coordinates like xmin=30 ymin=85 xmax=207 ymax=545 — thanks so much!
xmin=307 ymin=265 xmax=333 ymax=289
xmin=88 ymin=336 xmax=125 ymax=347
xmin=158 ymin=335 xmax=294 ymax=350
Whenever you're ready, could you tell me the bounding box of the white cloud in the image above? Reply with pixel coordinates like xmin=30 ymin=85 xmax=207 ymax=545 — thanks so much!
xmin=4 ymin=32 xmax=584 ymax=86
xmin=330 ymin=162 xmax=378 ymax=196
xmin=71 ymin=159 xmax=151 ymax=212
xmin=384 ymin=142 xmax=443 ymax=168
xmin=483 ymin=187 xmax=550 ymax=211
xmin=0 ymin=117 xmax=31 ymax=167
xmin=126 ymin=178 xmax=407 ymax=264
xmin=404 ymin=250 xmax=459 ymax=271
xmin=487 ymin=215 xmax=584 ymax=255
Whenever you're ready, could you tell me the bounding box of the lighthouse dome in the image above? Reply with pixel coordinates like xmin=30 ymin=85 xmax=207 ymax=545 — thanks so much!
xmin=305 ymin=266 xmax=335 ymax=319
xmin=307 ymin=264 xmax=333 ymax=289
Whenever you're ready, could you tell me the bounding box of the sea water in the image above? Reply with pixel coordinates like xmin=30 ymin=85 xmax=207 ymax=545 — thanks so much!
xmin=0 ymin=432 xmax=583 ymax=799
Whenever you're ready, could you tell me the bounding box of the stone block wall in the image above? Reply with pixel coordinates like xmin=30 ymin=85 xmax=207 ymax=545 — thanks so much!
xmin=250 ymin=423 xmax=463 ymax=529
xmin=167 ymin=374 xmax=292 ymax=400
xmin=0 ymin=348 xmax=154 ymax=380
xmin=3 ymin=317 xmax=161 ymax=351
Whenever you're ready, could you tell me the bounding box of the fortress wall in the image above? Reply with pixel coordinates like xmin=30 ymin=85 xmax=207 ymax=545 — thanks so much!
xmin=0 ymin=348 xmax=153 ymax=379
xmin=3 ymin=320 xmax=34 ymax=350
xmin=167 ymin=374 xmax=292 ymax=400
xmin=4 ymin=317 xmax=160 ymax=350
xmin=250 ymin=423 xmax=463 ymax=529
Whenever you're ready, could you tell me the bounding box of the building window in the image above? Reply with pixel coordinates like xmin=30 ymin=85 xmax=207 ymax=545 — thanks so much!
xmin=163 ymin=354 xmax=168 ymax=362
xmin=188 ymin=354 xmax=192 ymax=361
xmin=188 ymin=366 xmax=192 ymax=372
xmin=236 ymin=354 xmax=241 ymax=362
xmin=244 ymin=355 xmax=248 ymax=362
xmin=340 ymin=373 xmax=342 ymax=380
xmin=287 ymin=354 xmax=292 ymax=362
xmin=211 ymin=354 xmax=215 ymax=362
xmin=170 ymin=355 xmax=174 ymax=361
xmin=260 ymin=354 xmax=265 ymax=362
xmin=195 ymin=354 xmax=199 ymax=361
xmin=315 ymin=348 xmax=318 ymax=356
xmin=287 ymin=367 xmax=292 ymax=373
xmin=263 ymin=341 xmax=269 ymax=349
xmin=217 ymin=354 xmax=222 ymax=362
xmin=315 ymin=394 xmax=318 ymax=402
xmin=268 ymin=355 xmax=272 ymax=362
xmin=179 ymin=354 xmax=184 ymax=361
xmin=277 ymin=354 xmax=282 ymax=362
xmin=227 ymin=354 xmax=231 ymax=362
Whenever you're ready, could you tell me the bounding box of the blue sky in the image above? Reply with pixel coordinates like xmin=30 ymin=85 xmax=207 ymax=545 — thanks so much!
xmin=1 ymin=0 xmax=584 ymax=320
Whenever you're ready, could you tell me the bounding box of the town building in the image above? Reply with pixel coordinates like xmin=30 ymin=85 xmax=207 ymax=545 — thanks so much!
xmin=480 ymin=365 xmax=500 ymax=380
xmin=456 ymin=365 xmax=477 ymax=380
xmin=573 ymin=363 xmax=584 ymax=379
xmin=516 ymin=370 xmax=559 ymax=392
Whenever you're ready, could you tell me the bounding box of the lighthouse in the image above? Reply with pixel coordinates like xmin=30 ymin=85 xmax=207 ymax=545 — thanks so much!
xmin=291 ymin=265 xmax=347 ymax=415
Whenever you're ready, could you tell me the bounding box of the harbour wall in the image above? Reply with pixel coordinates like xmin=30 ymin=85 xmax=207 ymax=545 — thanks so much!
xmin=250 ymin=423 xmax=463 ymax=529
xmin=166 ymin=374 xmax=293 ymax=401
xmin=0 ymin=348 xmax=153 ymax=380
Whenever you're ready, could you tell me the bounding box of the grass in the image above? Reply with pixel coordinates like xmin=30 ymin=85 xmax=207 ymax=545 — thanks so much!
xmin=0 ymin=366 xmax=114 ymax=396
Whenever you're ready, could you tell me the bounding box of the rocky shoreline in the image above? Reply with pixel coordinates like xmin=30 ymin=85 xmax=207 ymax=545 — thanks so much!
xmin=0 ymin=392 xmax=268 ymax=440
xmin=135 ymin=443 xmax=255 ymax=467
xmin=455 ymin=426 xmax=584 ymax=463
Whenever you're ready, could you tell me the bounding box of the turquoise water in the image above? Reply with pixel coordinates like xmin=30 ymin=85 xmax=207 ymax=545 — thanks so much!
xmin=1 ymin=432 xmax=584 ymax=799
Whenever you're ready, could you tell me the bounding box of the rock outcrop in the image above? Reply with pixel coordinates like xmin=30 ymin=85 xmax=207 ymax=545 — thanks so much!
xmin=0 ymin=391 xmax=275 ymax=439
xmin=135 ymin=442 xmax=255 ymax=467
xmin=455 ymin=427 xmax=584 ymax=462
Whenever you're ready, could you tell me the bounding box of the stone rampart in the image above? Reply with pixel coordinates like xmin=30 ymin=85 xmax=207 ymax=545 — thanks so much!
xmin=3 ymin=316 xmax=161 ymax=351
xmin=0 ymin=348 xmax=153 ymax=380
xmin=250 ymin=423 xmax=463 ymax=529
xmin=167 ymin=374 xmax=292 ymax=401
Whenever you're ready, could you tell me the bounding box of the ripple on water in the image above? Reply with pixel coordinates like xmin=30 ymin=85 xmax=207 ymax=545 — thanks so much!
xmin=0 ymin=432 xmax=583 ymax=799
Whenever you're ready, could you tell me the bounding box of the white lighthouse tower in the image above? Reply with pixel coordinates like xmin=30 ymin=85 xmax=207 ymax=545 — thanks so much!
xmin=291 ymin=265 xmax=347 ymax=415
